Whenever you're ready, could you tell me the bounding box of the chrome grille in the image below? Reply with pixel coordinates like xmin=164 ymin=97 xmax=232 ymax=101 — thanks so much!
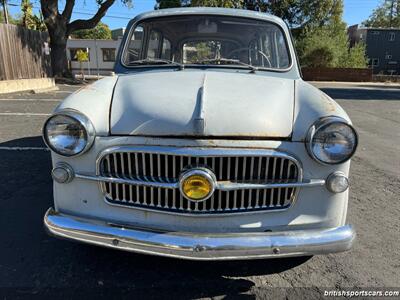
xmin=98 ymin=148 xmax=300 ymax=215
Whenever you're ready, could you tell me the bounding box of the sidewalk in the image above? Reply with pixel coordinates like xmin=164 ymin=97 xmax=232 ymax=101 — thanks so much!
xmin=309 ymin=81 xmax=400 ymax=90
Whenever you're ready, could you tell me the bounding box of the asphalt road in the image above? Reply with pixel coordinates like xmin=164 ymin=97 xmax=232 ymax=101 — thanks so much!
xmin=0 ymin=82 xmax=399 ymax=299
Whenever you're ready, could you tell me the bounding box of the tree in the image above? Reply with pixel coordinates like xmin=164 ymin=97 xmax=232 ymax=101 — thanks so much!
xmin=71 ymin=22 xmax=112 ymax=39
xmin=302 ymin=47 xmax=334 ymax=68
xmin=21 ymin=0 xmax=46 ymax=31
xmin=40 ymin=0 xmax=131 ymax=77
xmin=191 ymin=0 xmax=243 ymax=7
xmin=296 ymin=22 xmax=367 ymax=68
xmin=363 ymin=0 xmax=400 ymax=28
xmin=156 ymin=0 xmax=243 ymax=8
xmin=0 ymin=9 xmax=19 ymax=25
xmin=156 ymin=0 xmax=344 ymax=34
xmin=155 ymin=0 xmax=182 ymax=9
xmin=1 ymin=0 xmax=9 ymax=23
xmin=76 ymin=49 xmax=89 ymax=79
xmin=241 ymin=0 xmax=343 ymax=30
xmin=345 ymin=42 xmax=368 ymax=68
xmin=21 ymin=0 xmax=35 ymax=28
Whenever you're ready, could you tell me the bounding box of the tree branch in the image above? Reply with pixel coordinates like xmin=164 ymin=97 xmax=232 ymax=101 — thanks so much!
xmin=67 ymin=0 xmax=116 ymax=34
xmin=40 ymin=0 xmax=59 ymax=27
xmin=62 ymin=0 xmax=75 ymax=22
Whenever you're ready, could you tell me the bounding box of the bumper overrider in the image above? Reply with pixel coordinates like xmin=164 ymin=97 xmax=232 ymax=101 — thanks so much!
xmin=44 ymin=208 xmax=355 ymax=260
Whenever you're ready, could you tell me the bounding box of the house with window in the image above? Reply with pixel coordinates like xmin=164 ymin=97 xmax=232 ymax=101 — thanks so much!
xmin=66 ymin=30 xmax=124 ymax=76
xmin=348 ymin=25 xmax=400 ymax=75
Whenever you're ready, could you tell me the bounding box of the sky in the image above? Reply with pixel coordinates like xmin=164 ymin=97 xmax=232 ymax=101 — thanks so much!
xmin=6 ymin=0 xmax=382 ymax=30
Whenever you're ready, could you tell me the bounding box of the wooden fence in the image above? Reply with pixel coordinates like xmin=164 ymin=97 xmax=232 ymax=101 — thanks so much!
xmin=302 ymin=67 xmax=373 ymax=82
xmin=0 ymin=24 xmax=52 ymax=80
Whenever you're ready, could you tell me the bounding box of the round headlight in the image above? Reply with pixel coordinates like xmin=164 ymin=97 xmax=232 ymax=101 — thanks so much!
xmin=307 ymin=117 xmax=358 ymax=165
xmin=43 ymin=110 xmax=95 ymax=156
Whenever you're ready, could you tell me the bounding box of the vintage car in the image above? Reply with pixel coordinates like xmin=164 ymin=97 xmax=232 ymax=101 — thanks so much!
xmin=43 ymin=7 xmax=358 ymax=260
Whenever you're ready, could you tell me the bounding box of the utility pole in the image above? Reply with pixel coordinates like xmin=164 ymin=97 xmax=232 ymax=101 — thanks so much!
xmin=1 ymin=0 xmax=9 ymax=24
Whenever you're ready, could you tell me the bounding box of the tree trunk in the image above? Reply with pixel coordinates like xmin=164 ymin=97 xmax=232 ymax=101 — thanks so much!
xmin=41 ymin=0 xmax=116 ymax=77
xmin=50 ymin=39 xmax=70 ymax=77
xmin=47 ymin=19 xmax=71 ymax=78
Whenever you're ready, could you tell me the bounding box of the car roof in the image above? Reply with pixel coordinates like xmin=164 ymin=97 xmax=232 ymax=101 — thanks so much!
xmin=130 ymin=7 xmax=287 ymax=28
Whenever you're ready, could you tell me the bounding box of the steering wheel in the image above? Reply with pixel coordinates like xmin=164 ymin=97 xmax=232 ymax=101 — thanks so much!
xmin=257 ymin=50 xmax=272 ymax=68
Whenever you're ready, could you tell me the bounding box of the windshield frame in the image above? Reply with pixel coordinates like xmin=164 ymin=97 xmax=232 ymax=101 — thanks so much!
xmin=119 ymin=14 xmax=294 ymax=73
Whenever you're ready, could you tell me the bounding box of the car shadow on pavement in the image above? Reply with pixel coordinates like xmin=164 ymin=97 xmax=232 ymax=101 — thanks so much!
xmin=320 ymin=87 xmax=400 ymax=101
xmin=0 ymin=136 xmax=311 ymax=298
xmin=0 ymin=136 xmax=46 ymax=148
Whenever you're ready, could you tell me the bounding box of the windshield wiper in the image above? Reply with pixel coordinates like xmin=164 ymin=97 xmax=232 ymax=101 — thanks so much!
xmin=128 ymin=58 xmax=185 ymax=70
xmin=196 ymin=58 xmax=258 ymax=73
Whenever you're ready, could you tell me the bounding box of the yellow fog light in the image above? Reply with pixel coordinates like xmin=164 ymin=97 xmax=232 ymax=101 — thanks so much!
xmin=179 ymin=169 xmax=216 ymax=201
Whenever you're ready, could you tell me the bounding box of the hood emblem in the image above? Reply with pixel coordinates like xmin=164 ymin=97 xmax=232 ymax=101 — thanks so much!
xmin=193 ymin=74 xmax=207 ymax=135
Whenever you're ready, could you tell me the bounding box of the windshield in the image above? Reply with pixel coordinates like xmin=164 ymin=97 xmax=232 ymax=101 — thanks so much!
xmin=122 ymin=15 xmax=291 ymax=70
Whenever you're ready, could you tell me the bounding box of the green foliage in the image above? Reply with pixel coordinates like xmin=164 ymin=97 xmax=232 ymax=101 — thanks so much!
xmin=156 ymin=0 xmax=243 ymax=8
xmin=262 ymin=0 xmax=344 ymax=30
xmin=184 ymin=41 xmax=220 ymax=62
xmin=20 ymin=0 xmax=46 ymax=31
xmin=76 ymin=49 xmax=89 ymax=62
xmin=0 ymin=10 xmax=21 ymax=25
xmin=155 ymin=0 xmax=182 ymax=9
xmin=96 ymin=0 xmax=133 ymax=7
xmin=363 ymin=0 xmax=400 ymax=28
xmin=21 ymin=0 xmax=35 ymax=28
xmin=0 ymin=0 xmax=45 ymax=30
xmin=156 ymin=0 xmax=344 ymax=33
xmin=302 ymin=47 xmax=334 ymax=68
xmin=191 ymin=0 xmax=243 ymax=8
xmin=71 ymin=22 xmax=112 ymax=39
xmin=345 ymin=42 xmax=369 ymax=68
xmin=76 ymin=49 xmax=89 ymax=79
xmin=296 ymin=23 xmax=367 ymax=68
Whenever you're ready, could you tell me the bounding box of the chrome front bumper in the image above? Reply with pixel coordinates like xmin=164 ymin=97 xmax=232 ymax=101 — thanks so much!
xmin=44 ymin=208 xmax=356 ymax=261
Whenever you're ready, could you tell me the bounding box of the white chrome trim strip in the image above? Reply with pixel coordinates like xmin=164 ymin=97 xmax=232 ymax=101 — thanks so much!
xmin=75 ymin=172 xmax=324 ymax=190
xmin=216 ymin=179 xmax=325 ymax=191
xmin=75 ymin=173 xmax=178 ymax=189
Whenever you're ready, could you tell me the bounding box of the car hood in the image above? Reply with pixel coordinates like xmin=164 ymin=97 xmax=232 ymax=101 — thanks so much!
xmin=111 ymin=70 xmax=294 ymax=138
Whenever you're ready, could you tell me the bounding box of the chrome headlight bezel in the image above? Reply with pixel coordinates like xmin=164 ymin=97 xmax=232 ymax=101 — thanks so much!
xmin=306 ymin=116 xmax=358 ymax=165
xmin=43 ymin=109 xmax=95 ymax=157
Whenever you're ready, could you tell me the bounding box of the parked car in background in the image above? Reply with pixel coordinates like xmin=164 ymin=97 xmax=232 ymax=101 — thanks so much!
xmin=43 ymin=8 xmax=358 ymax=261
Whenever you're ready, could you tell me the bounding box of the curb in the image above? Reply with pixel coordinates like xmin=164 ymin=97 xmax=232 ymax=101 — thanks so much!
xmin=31 ymin=86 xmax=60 ymax=94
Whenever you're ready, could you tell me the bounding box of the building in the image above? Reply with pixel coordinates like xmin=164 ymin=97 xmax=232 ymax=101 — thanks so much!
xmin=111 ymin=28 xmax=125 ymax=40
xmin=348 ymin=25 xmax=400 ymax=75
xmin=67 ymin=38 xmax=122 ymax=76
xmin=66 ymin=28 xmax=126 ymax=76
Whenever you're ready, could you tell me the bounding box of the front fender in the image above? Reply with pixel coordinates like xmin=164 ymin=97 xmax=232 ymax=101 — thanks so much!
xmin=55 ymin=76 xmax=119 ymax=136
xmin=292 ymin=80 xmax=350 ymax=142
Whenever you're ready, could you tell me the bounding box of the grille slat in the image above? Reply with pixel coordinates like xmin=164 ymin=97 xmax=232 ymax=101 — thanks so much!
xmin=233 ymin=157 xmax=239 ymax=210
xmin=120 ymin=153 xmax=125 ymax=178
xmin=99 ymin=150 xmax=300 ymax=215
xmin=240 ymin=157 xmax=247 ymax=209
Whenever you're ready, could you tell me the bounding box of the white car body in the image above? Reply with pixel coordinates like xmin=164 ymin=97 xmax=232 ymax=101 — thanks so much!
xmin=43 ymin=8 xmax=357 ymax=260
